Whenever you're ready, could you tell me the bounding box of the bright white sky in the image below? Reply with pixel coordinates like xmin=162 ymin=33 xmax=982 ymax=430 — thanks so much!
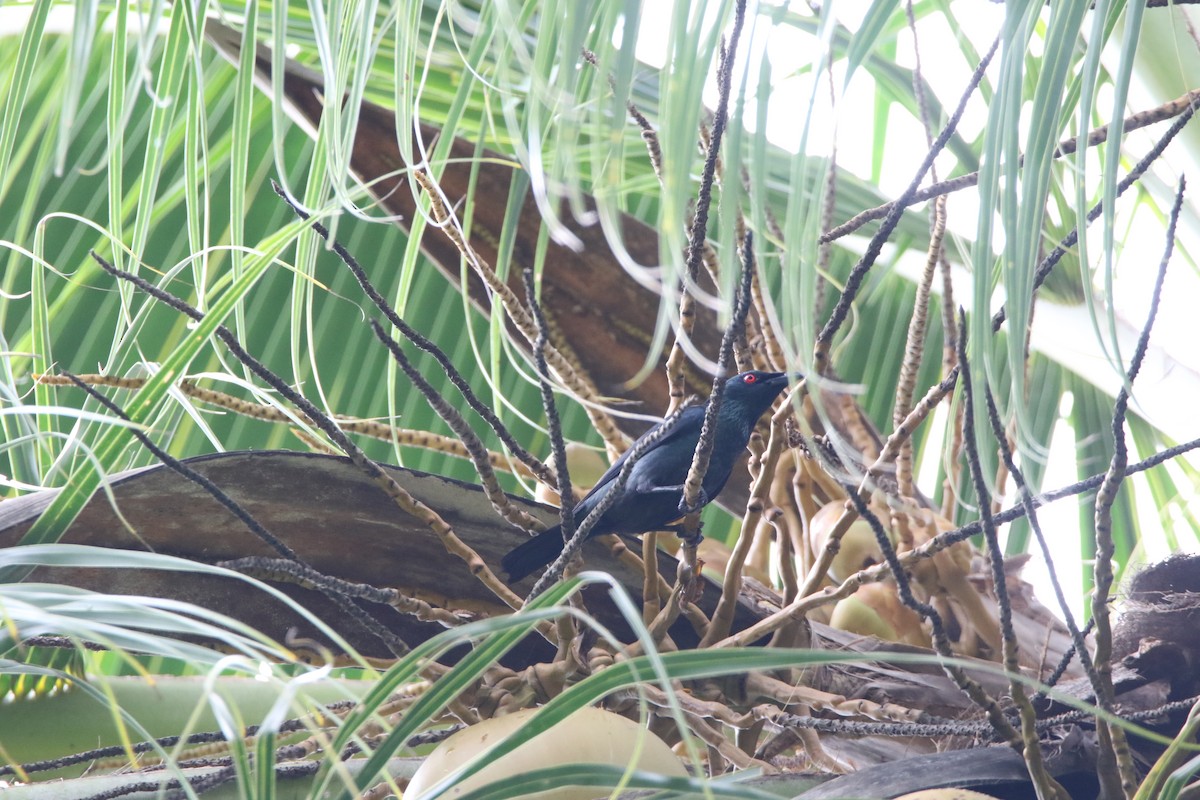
xmin=635 ymin=1 xmax=1200 ymax=622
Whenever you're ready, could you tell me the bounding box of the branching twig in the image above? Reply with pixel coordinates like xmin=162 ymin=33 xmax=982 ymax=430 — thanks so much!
xmin=842 ymin=486 xmax=1019 ymax=745
xmin=953 ymin=435 xmax=1200 ymax=542
xmin=894 ymin=195 xmax=947 ymax=498
xmin=89 ymin=252 xmax=525 ymax=612
xmin=798 ymin=367 xmax=959 ymax=601
xmin=955 ymin=318 xmax=1066 ymax=799
xmin=665 ymin=0 xmax=748 ymax=412
xmin=369 ymin=320 xmax=543 ymax=533
xmin=893 ymin=1 xmax=950 ymax=505
xmin=701 ymin=378 xmax=802 ymax=646
xmin=271 ymin=181 xmax=556 ymax=486
xmin=219 ymin=556 xmax=473 ymax=627
xmin=580 ymin=47 xmax=666 ymax=187
xmin=764 ymin=689 xmax=1200 ymax=739
xmin=1036 ymin=618 xmax=1096 ymax=699
xmin=739 ymin=166 xmax=790 ymax=372
xmin=38 ymin=373 xmax=542 ymax=481
xmin=0 ymin=703 xmax=467 ymax=785
xmin=1092 ymin=176 xmax=1185 ymax=799
xmin=701 ymin=124 xmax=763 ymax=374
xmin=680 ymin=231 xmax=759 ymax=522
xmin=938 ymin=253 xmax=963 ymax=522
xmin=407 ymin=169 xmax=628 ymax=455
xmin=813 ymin=36 xmax=999 ymax=373
xmin=991 ymin=97 xmax=1197 ymax=333
xmin=821 ymin=89 xmax=1200 ymax=245
xmin=715 ymin=433 xmax=1200 ymax=648
xmin=57 ymin=371 xmax=412 ymax=656
xmin=522 ymin=268 xmax=576 ymax=544
xmin=628 ymin=100 xmax=665 ymax=184
xmin=984 ymin=385 xmax=1099 ymax=694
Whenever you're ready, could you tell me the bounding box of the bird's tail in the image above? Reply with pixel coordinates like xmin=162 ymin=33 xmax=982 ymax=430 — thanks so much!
xmin=501 ymin=526 xmax=566 ymax=583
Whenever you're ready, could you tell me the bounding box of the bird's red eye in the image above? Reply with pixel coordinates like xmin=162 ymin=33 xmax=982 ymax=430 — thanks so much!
xmin=743 ymin=373 xmax=757 ymax=383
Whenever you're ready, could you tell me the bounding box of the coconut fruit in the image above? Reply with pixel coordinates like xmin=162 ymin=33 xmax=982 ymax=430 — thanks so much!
xmin=808 ymin=501 xmax=890 ymax=582
xmin=830 ymin=593 xmax=898 ymax=641
xmin=830 ymin=582 xmax=929 ymax=646
xmin=893 ymin=790 xmax=1002 ymax=799
xmin=406 ymin=706 xmax=685 ymax=800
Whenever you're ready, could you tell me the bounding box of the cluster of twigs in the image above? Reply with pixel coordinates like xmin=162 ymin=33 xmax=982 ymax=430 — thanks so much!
xmin=18 ymin=2 xmax=1200 ymax=798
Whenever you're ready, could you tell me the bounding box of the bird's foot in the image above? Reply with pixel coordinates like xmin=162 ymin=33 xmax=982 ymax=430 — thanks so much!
xmin=677 ymin=488 xmax=709 ymax=515
xmin=663 ymin=521 xmax=704 ymax=539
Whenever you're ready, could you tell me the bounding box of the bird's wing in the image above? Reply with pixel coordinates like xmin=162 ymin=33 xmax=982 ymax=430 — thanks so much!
xmin=580 ymin=404 xmax=705 ymax=500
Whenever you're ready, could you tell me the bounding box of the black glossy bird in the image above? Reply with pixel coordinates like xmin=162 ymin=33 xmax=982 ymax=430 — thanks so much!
xmin=502 ymin=370 xmax=795 ymax=582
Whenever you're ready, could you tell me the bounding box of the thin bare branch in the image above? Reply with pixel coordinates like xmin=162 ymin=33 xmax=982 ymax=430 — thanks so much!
xmin=814 ymin=36 xmax=999 ymax=373
xmin=523 ymin=268 xmax=576 ymax=543
xmin=407 ymin=170 xmax=628 ymax=454
xmin=821 ymin=89 xmax=1200 ymax=246
xmin=271 ymin=181 xmax=556 ymax=485
xmin=1091 ymin=176 xmax=1185 ymax=799
xmin=715 ymin=434 xmax=1200 ymax=648
xmin=370 ymin=320 xmax=544 ymax=533
xmin=90 ymin=251 xmax=526 ymax=612
xmin=955 ymin=318 xmax=1067 ymax=799
xmin=665 ymin=0 xmax=748 ymax=412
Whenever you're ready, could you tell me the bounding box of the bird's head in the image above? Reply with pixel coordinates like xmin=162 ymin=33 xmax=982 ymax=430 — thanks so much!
xmin=721 ymin=370 xmax=798 ymax=417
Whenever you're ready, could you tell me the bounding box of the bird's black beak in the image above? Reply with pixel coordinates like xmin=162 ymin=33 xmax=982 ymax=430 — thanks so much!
xmin=776 ymin=372 xmax=804 ymax=394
